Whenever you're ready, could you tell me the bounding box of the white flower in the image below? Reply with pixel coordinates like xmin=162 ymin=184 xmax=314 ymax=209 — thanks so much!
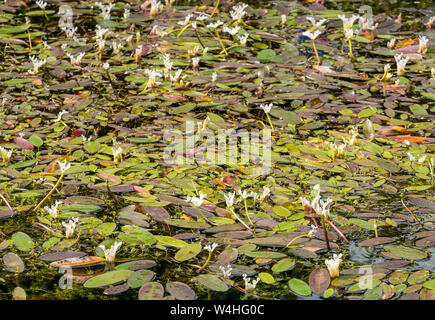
xmin=54 ymin=110 xmax=68 ymax=122
xmin=144 ymin=69 xmax=162 ymax=89
xmin=307 ymin=225 xmax=318 ymax=238
xmin=95 ymin=2 xmax=115 ymax=20
xmin=36 ymin=0 xmax=47 ymax=10
xmin=81 ymin=135 xmax=91 ymax=143
xmin=188 ymin=46 xmax=200 ymax=57
xmin=196 ymin=14 xmax=209 ymax=21
xmin=306 ymin=16 xmax=327 ymax=28
xmin=29 ymin=56 xmax=47 ymax=74
xmin=281 ymin=14 xmax=287 ymax=25
xmin=230 ymin=3 xmax=248 ymax=22
xmin=204 ymin=242 xmax=218 ymax=252
xmin=0 ymin=146 xmax=13 ymax=163
xmin=329 ymin=142 xmax=347 ymax=158
xmin=178 ymin=13 xmax=193 ymax=26
xmin=418 ymin=36 xmax=429 ymax=54
xmin=206 ymin=20 xmax=223 ymax=29
xmin=342 ymin=126 xmax=358 ymax=146
xmin=338 ymin=14 xmax=360 ymax=31
xmin=223 ymin=25 xmax=240 ymax=35
xmin=224 ymin=191 xmax=236 ymax=208
xmin=407 ymin=153 xmax=426 ymax=164
xmin=66 ymin=52 xmax=86 ymax=66
xmin=211 ymin=71 xmax=217 ymax=83
xmin=169 ymin=69 xmax=183 ymax=82
xmin=325 ymin=253 xmax=343 ymax=278
xmin=123 ymin=8 xmax=130 ymax=20
xmin=426 ymin=16 xmax=434 ymax=29
xmin=126 ymin=35 xmax=133 ymax=46
xmin=61 ymin=25 xmax=77 ymax=38
xmin=237 ymin=189 xmax=250 ymax=199
xmin=237 ymin=33 xmax=249 ymax=46
xmin=112 ymin=41 xmax=123 ymax=54
xmin=191 ymin=22 xmax=197 ymax=29
xmin=359 ymin=16 xmax=378 ymax=30
xmin=112 ymin=139 xmax=123 ymax=162
xmin=97 ymin=38 xmax=106 ymax=52
xmin=255 ymin=186 xmax=270 ymax=202
xmin=394 ymin=53 xmax=409 ymax=76
xmin=302 ymin=30 xmax=323 ymax=40
xmin=99 ymin=241 xmax=122 ymax=262
xmin=57 ymin=159 xmax=71 ymax=173
xmin=186 ymin=192 xmax=207 ymax=207
xmin=387 ymin=39 xmax=396 ymax=49
xmin=344 ymin=28 xmax=354 ymax=40
xmin=102 ymin=62 xmax=110 ymax=70
xmin=95 ymin=25 xmax=110 ymax=40
xmin=43 ymin=200 xmax=62 ymax=219
xmin=219 ymin=264 xmax=232 ymax=278
xmin=62 ymin=217 xmax=79 ymax=238
xmin=260 ymin=103 xmax=273 ymax=113
xmin=432 ymin=68 xmax=435 ymax=78
xmin=150 ymin=0 xmax=163 ymax=15
xmin=242 ymin=274 xmax=260 ymax=292
xmin=192 ymin=57 xmax=200 ymax=69
xmin=162 ymin=53 xmax=172 ymax=75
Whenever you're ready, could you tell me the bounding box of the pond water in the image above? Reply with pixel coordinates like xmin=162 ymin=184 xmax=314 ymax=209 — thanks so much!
xmin=0 ymin=0 xmax=434 ymax=300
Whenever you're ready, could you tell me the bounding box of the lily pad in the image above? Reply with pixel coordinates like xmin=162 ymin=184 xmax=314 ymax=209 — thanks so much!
xmin=84 ymin=270 xmax=134 ymax=288
xmin=197 ymin=274 xmax=229 ymax=292
xmin=166 ymin=281 xmax=197 ymax=300
xmin=138 ymin=281 xmax=165 ymax=300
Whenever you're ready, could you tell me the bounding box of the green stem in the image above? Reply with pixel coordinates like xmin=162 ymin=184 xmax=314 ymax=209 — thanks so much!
xmin=34 ymin=173 xmax=64 ymax=211
xmin=348 ymin=38 xmax=353 ymax=58
xmin=312 ymin=39 xmax=321 ymax=65
xmin=215 ymin=30 xmax=228 ymax=56
xmin=229 ymin=208 xmax=252 ymax=232
xmin=281 ymin=233 xmax=310 ymax=251
xmin=243 ymin=198 xmax=254 ymax=227
xmin=197 ymin=250 xmax=213 ymax=272
xmin=210 ymin=0 xmax=220 ymax=18
xmin=265 ymin=113 xmax=274 ymax=130
xmin=196 ymin=206 xmax=211 ymax=223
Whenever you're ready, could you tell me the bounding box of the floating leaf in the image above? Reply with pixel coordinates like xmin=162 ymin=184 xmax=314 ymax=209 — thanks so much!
xmin=3 ymin=252 xmax=25 ymax=273
xmin=308 ymin=268 xmax=330 ymax=295
xmin=174 ymin=242 xmax=202 ymax=262
xmin=383 ymin=245 xmax=428 ymax=260
xmin=288 ymin=278 xmax=312 ymax=296
xmin=138 ymin=282 xmax=165 ymax=300
xmin=271 ymin=258 xmax=296 ymax=273
xmin=51 ymin=256 xmax=105 ymax=268
xmin=127 ymin=270 xmax=155 ymax=288
xmin=259 ymin=272 xmax=275 ymax=284
xmin=244 ymin=251 xmax=287 ymax=259
xmin=115 ymin=259 xmax=156 ymax=271
xmin=12 ymin=232 xmax=34 ymax=252
xmin=84 ymin=270 xmax=134 ymax=288
xmin=166 ymin=281 xmax=197 ymax=300
xmin=197 ymin=274 xmax=229 ymax=292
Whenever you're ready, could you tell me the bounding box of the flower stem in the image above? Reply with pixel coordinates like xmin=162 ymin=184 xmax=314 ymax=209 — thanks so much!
xmin=0 ymin=192 xmax=13 ymax=211
xmin=215 ymin=30 xmax=228 ymax=56
xmin=210 ymin=0 xmax=220 ymax=18
xmin=348 ymin=38 xmax=353 ymax=58
xmin=265 ymin=112 xmax=274 ymax=130
xmin=229 ymin=208 xmax=252 ymax=232
xmin=243 ymin=198 xmax=255 ymax=230
xmin=321 ymin=217 xmax=330 ymax=251
xmin=34 ymin=173 xmax=64 ymax=211
xmin=311 ymin=39 xmax=321 ymax=65
xmin=196 ymin=206 xmax=211 ymax=223
xmin=281 ymin=233 xmax=310 ymax=251
xmin=197 ymin=251 xmax=213 ymax=272
xmin=326 ymin=220 xmax=348 ymax=242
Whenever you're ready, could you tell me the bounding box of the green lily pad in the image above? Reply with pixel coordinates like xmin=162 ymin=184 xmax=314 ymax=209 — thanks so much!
xmin=138 ymin=281 xmax=164 ymax=300
xmin=83 ymin=270 xmax=134 ymax=288
xmin=174 ymin=242 xmax=202 ymax=262
xmin=383 ymin=245 xmax=428 ymax=260
xmin=127 ymin=270 xmax=156 ymax=288
xmin=12 ymin=232 xmax=34 ymax=252
xmin=288 ymin=278 xmax=312 ymax=296
xmin=197 ymin=274 xmax=229 ymax=292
